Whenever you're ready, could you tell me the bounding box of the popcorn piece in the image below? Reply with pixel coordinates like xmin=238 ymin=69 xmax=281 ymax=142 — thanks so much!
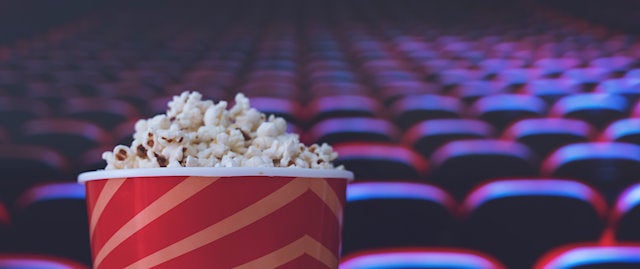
xmin=102 ymin=91 xmax=342 ymax=170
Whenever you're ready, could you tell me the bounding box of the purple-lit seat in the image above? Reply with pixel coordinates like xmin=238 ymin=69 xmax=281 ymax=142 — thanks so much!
xmin=478 ymin=58 xmax=526 ymax=77
xmin=241 ymin=81 xmax=300 ymax=99
xmin=404 ymin=119 xmax=495 ymax=158
xmin=522 ymin=78 xmax=582 ymax=105
xmin=63 ymin=97 xmax=140 ymax=129
xmin=0 ymin=200 xmax=9 ymax=251
xmin=342 ymin=182 xmax=458 ymax=255
xmin=309 ymin=82 xmax=371 ymax=98
xmin=306 ymin=95 xmax=383 ymax=125
xmin=602 ymin=118 xmax=640 ymax=145
xmin=503 ymin=118 xmax=595 ymax=158
xmin=460 ymin=179 xmax=607 ymax=269
xmin=542 ymin=142 xmax=640 ymax=200
xmin=379 ymin=81 xmax=439 ymax=105
xmin=590 ymin=56 xmax=633 ymax=77
xmin=16 ymin=119 xmax=110 ymax=159
xmin=495 ymin=68 xmax=542 ymax=91
xmin=249 ymin=96 xmax=303 ymax=126
xmin=306 ymin=117 xmax=399 ymax=145
xmin=391 ymin=94 xmax=462 ymax=130
xmin=333 ymin=142 xmax=428 ymax=180
xmin=534 ymin=58 xmax=580 ymax=78
xmin=550 ymin=93 xmax=629 ymax=129
xmin=454 ymin=80 xmax=504 ymax=105
xmin=12 ymin=182 xmax=90 ymax=265
xmin=308 ymin=70 xmax=358 ymax=84
xmin=340 ymin=247 xmax=506 ymax=269
xmin=534 ymin=244 xmax=640 ymax=269
xmin=562 ymin=67 xmax=610 ymax=91
xmin=0 ymin=145 xmax=70 ymax=198
xmin=439 ymin=69 xmax=483 ymax=89
xmin=0 ymin=97 xmax=51 ymax=134
xmin=429 ymin=139 xmax=538 ymax=198
xmin=0 ymin=254 xmax=89 ymax=269
xmin=470 ymin=94 xmax=548 ymax=131
xmin=595 ymin=78 xmax=640 ymax=102
xmin=610 ymin=183 xmax=640 ymax=241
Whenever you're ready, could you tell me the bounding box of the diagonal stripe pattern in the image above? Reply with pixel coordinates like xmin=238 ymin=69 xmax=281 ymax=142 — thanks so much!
xmin=86 ymin=176 xmax=345 ymax=269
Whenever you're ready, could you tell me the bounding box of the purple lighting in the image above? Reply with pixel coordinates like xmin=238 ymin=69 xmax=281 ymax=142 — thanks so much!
xmin=340 ymin=249 xmax=502 ymax=269
xmin=463 ymin=179 xmax=607 ymax=217
xmin=540 ymin=246 xmax=640 ymax=269
xmin=347 ymin=182 xmax=455 ymax=208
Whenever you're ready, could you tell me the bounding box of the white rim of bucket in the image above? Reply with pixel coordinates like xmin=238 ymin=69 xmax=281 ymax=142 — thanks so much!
xmin=78 ymin=167 xmax=354 ymax=183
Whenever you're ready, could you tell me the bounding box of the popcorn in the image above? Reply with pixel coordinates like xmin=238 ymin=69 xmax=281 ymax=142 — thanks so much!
xmin=102 ymin=91 xmax=342 ymax=170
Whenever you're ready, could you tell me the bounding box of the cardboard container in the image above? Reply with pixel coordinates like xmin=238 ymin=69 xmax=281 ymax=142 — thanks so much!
xmin=78 ymin=167 xmax=353 ymax=269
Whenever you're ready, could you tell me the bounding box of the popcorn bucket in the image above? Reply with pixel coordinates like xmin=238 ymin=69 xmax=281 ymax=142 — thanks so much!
xmin=78 ymin=167 xmax=353 ymax=269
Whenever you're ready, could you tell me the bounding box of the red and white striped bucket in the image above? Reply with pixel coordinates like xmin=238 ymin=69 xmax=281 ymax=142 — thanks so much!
xmin=78 ymin=167 xmax=353 ymax=269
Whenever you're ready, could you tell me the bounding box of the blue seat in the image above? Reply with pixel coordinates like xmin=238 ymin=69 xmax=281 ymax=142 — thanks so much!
xmin=534 ymin=244 xmax=640 ymax=269
xmin=404 ymin=119 xmax=495 ymax=158
xmin=306 ymin=95 xmax=383 ymax=125
xmin=343 ymin=181 xmax=458 ymax=256
xmin=12 ymin=182 xmax=91 ymax=265
xmin=16 ymin=119 xmax=110 ymax=160
xmin=523 ymin=78 xmax=581 ymax=105
xmin=503 ymin=118 xmax=594 ymax=158
xmin=542 ymin=142 xmax=640 ymax=200
xmin=550 ymin=93 xmax=629 ymax=129
xmin=391 ymin=94 xmax=462 ymax=130
xmin=63 ymin=97 xmax=140 ymax=129
xmin=470 ymin=94 xmax=548 ymax=131
xmin=602 ymin=118 xmax=640 ymax=145
xmin=461 ymin=179 xmax=607 ymax=269
xmin=306 ymin=117 xmax=399 ymax=145
xmin=0 ymin=254 xmax=89 ymax=269
xmin=429 ymin=139 xmax=538 ymax=198
xmin=334 ymin=142 xmax=428 ymax=180
xmin=595 ymin=78 xmax=640 ymax=103
xmin=610 ymin=183 xmax=640 ymax=242
xmin=340 ymin=247 xmax=506 ymax=269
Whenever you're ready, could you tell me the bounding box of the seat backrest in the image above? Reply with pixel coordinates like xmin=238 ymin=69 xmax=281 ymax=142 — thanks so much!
xmin=0 ymin=254 xmax=89 ymax=269
xmin=461 ymin=179 xmax=607 ymax=269
xmin=334 ymin=142 xmax=428 ymax=180
xmin=340 ymin=247 xmax=506 ymax=269
xmin=429 ymin=139 xmax=538 ymax=198
xmin=343 ymin=181 xmax=457 ymax=255
xmin=534 ymin=244 xmax=640 ymax=269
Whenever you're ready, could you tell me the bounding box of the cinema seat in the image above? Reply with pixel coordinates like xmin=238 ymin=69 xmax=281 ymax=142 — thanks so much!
xmin=343 ymin=181 xmax=458 ymax=255
xmin=340 ymin=247 xmax=506 ymax=269
xmin=460 ymin=179 xmax=607 ymax=269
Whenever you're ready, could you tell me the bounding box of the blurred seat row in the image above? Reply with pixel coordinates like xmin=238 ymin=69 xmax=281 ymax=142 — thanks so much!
xmin=2 ymin=178 xmax=640 ymax=268
xmin=1 ymin=0 xmax=640 ymax=267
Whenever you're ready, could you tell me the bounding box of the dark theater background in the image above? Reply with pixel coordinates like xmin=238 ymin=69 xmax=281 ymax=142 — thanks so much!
xmin=1 ymin=0 xmax=640 ymax=268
